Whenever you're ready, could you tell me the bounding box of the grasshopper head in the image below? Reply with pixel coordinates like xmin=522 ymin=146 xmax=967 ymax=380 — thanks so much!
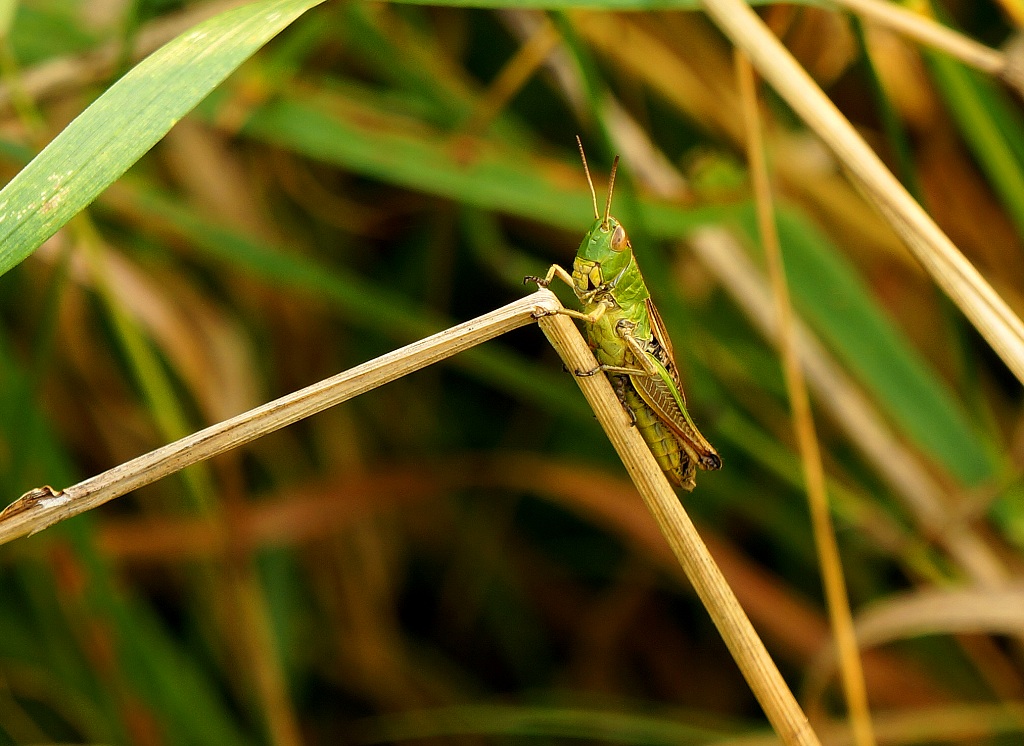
xmin=572 ymin=138 xmax=631 ymax=293
xmin=572 ymin=216 xmax=633 ymax=293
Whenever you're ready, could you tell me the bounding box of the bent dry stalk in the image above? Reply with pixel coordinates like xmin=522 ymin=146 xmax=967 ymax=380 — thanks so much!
xmin=0 ymin=291 xmax=563 ymax=545
xmin=527 ymin=139 xmax=721 ymax=491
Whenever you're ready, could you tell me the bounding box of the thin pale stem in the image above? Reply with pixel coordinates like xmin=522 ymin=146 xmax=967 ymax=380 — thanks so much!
xmin=537 ymin=312 xmax=821 ymax=746
xmin=459 ymin=17 xmax=560 ymax=138
xmin=228 ymin=562 xmax=303 ymax=746
xmin=829 ymin=0 xmax=1006 ymax=76
xmin=0 ymin=290 xmax=561 ymax=546
xmin=699 ymin=0 xmax=1024 ymax=386
xmin=736 ymin=51 xmax=875 ymax=746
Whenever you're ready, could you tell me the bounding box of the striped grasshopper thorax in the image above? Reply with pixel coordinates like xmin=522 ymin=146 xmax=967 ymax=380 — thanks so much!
xmin=572 ymin=217 xmax=651 ymax=369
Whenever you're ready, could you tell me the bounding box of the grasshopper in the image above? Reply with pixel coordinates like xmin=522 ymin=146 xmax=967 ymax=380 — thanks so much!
xmin=527 ymin=139 xmax=721 ymax=491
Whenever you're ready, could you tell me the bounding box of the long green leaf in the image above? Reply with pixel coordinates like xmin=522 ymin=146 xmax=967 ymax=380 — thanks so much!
xmin=0 ymin=0 xmax=325 ymax=278
xmin=763 ymin=208 xmax=997 ymax=486
xmin=232 ymin=89 xmax=730 ymax=233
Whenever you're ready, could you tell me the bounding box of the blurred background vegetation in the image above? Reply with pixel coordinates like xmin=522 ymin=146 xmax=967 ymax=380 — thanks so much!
xmin=2 ymin=0 xmax=1024 ymax=743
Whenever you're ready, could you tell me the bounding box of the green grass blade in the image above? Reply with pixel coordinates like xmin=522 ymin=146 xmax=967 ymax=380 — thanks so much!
xmin=348 ymin=704 xmax=744 ymax=744
xmin=764 ymin=207 xmax=997 ymax=486
xmin=0 ymin=0 xmax=325 ymax=279
xmin=0 ymin=331 xmax=250 ymax=744
xmin=230 ymin=87 xmax=730 ymax=233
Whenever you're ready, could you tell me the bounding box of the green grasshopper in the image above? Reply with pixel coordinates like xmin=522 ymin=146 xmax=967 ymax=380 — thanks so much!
xmin=527 ymin=139 xmax=721 ymax=491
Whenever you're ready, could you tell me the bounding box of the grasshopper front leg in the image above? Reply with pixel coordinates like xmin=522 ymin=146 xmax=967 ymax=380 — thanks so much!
xmin=524 ymin=263 xmax=574 ymax=290
xmin=525 ymin=265 xmax=610 ymax=324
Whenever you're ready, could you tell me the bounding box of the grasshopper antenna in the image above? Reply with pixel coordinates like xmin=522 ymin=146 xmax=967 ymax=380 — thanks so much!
xmin=576 ymin=135 xmax=600 ymax=220
xmin=604 ymin=155 xmax=620 ymax=228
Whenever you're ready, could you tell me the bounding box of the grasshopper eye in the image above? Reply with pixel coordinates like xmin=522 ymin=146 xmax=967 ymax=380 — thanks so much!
xmin=610 ymin=224 xmax=630 ymax=252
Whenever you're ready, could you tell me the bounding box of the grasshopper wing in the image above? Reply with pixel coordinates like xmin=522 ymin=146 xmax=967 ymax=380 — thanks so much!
xmin=646 ymin=299 xmax=675 ymax=364
xmin=630 ymin=355 xmax=721 ymax=471
xmin=645 ymin=298 xmax=685 ymax=395
xmin=634 ymin=299 xmax=721 ymax=471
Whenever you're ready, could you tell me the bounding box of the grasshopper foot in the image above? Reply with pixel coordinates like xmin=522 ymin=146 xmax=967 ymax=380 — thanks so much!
xmin=523 ymin=275 xmax=550 ymax=288
xmin=574 ymin=366 xmax=600 ymax=377
xmin=625 ymin=407 xmax=637 ymax=426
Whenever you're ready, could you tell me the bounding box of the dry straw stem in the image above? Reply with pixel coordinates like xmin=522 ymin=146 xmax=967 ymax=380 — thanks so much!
xmin=827 ymin=0 xmax=1010 ymax=81
xmin=0 ymin=291 xmax=562 ymax=546
xmin=735 ymin=51 xmax=875 ymax=746
xmin=803 ymin=585 xmax=1024 ymax=718
xmin=460 ymin=16 xmax=561 ymax=139
xmin=537 ymin=312 xmax=821 ymax=746
xmin=700 ymin=0 xmax=1024 ymax=386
